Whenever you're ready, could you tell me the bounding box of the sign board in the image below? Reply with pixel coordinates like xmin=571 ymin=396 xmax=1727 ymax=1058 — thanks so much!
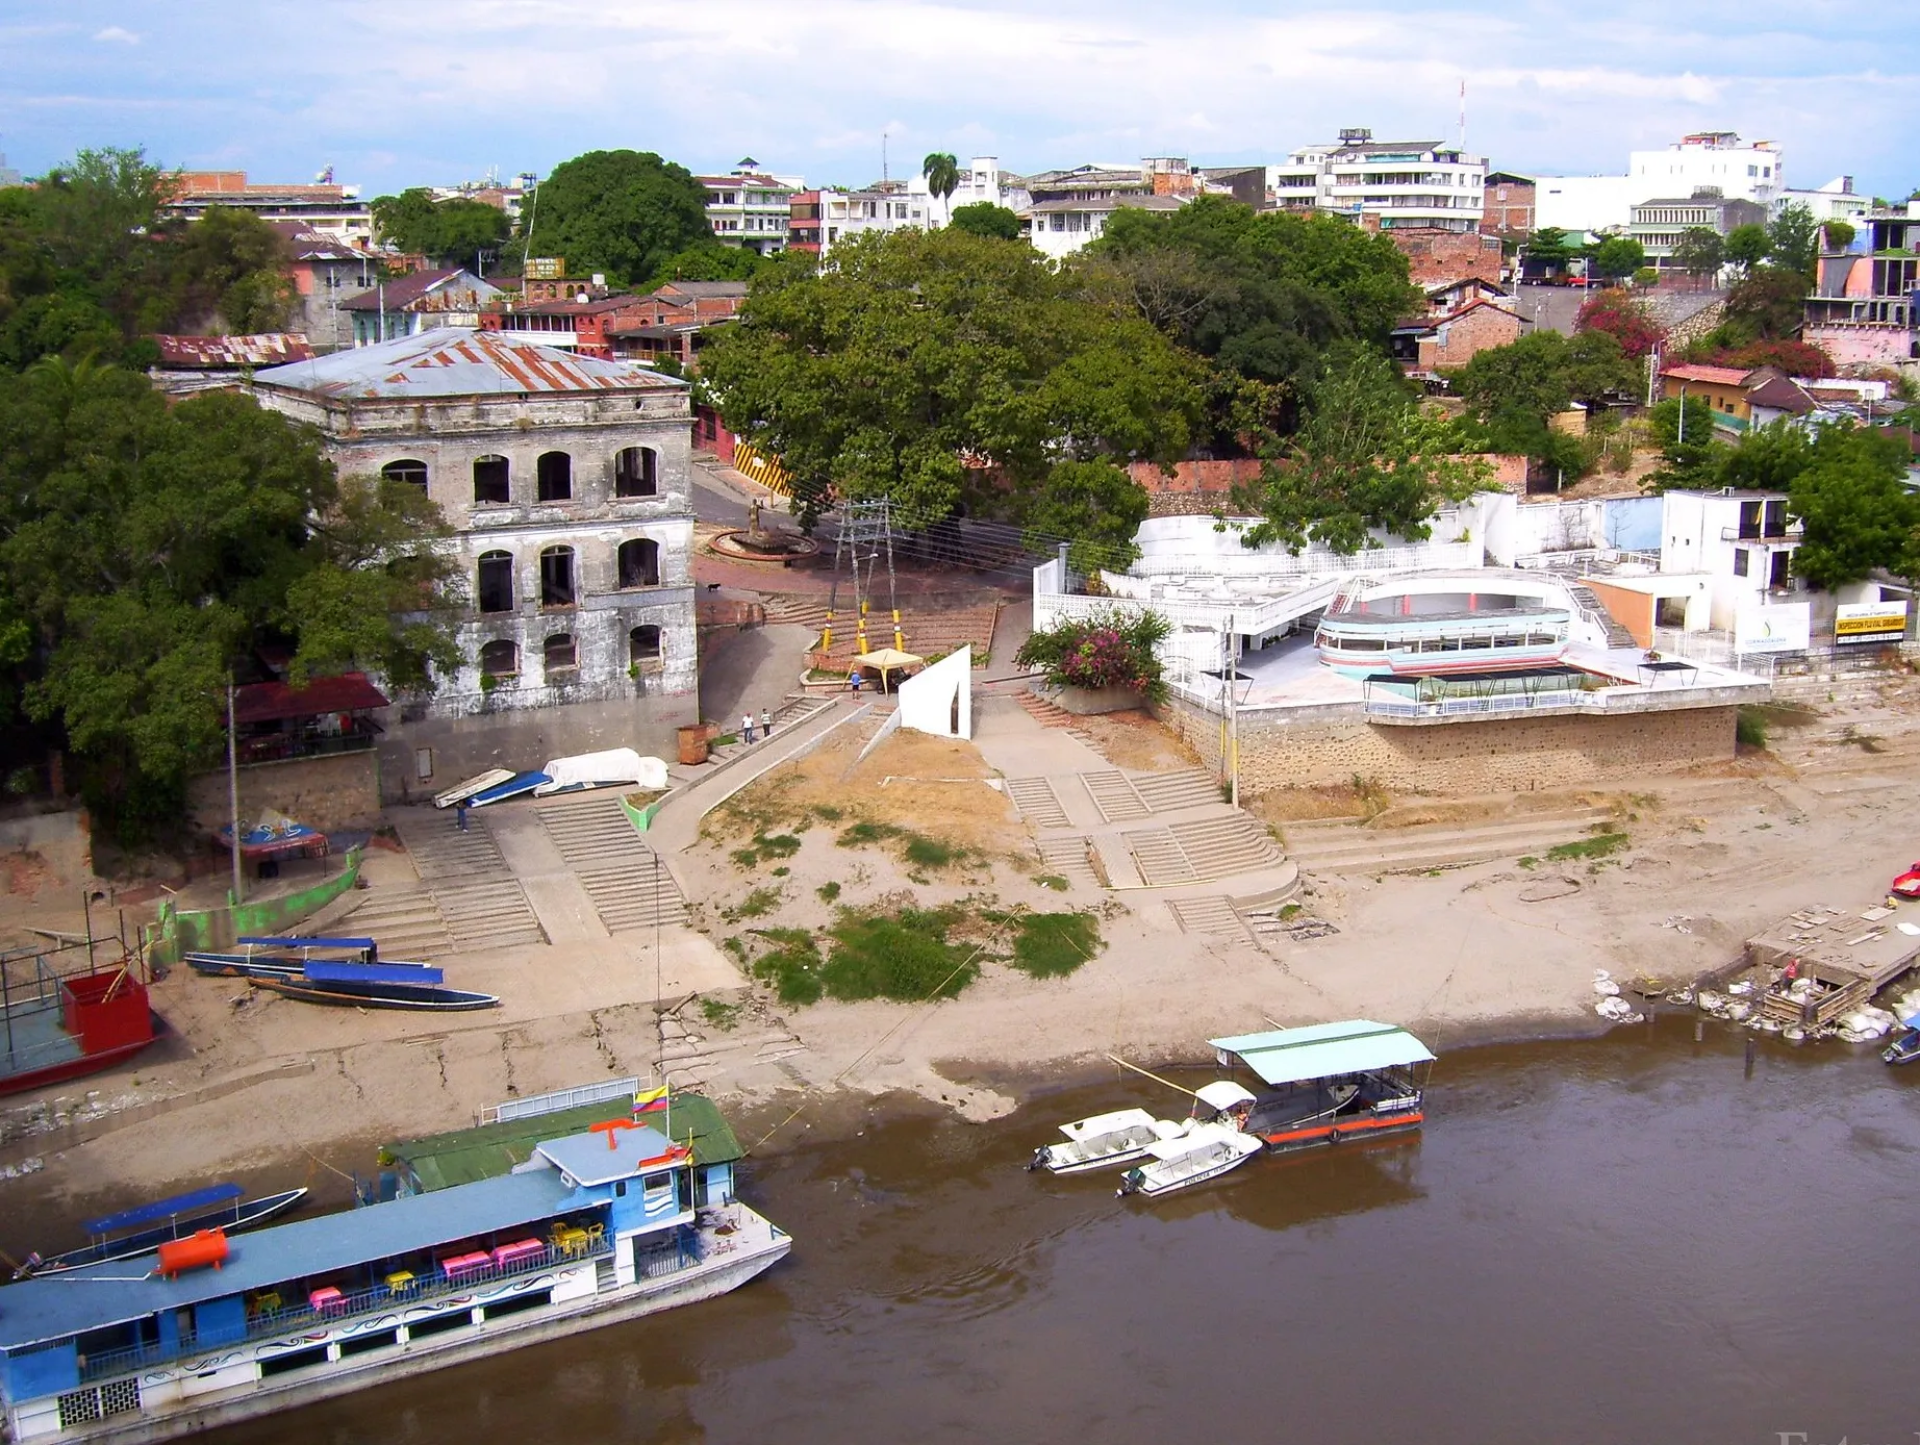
xmin=1835 ymin=600 xmax=1909 ymax=646
xmin=524 ymin=256 xmax=566 ymax=280
xmin=1733 ymin=601 xmax=1811 ymax=655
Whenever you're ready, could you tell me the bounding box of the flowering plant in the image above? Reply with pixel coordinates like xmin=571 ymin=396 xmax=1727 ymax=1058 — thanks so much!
xmin=1016 ymin=609 xmax=1170 ymax=702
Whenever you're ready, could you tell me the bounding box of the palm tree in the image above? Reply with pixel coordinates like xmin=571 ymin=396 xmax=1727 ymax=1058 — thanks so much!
xmin=921 ymin=153 xmax=960 ymax=228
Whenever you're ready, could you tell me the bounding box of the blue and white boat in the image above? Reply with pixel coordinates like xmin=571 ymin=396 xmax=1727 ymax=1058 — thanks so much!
xmin=0 ymin=1094 xmax=787 ymax=1443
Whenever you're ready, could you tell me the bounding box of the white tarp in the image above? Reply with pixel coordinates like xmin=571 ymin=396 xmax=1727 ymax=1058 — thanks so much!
xmin=532 ymin=748 xmax=667 ymax=796
xmin=898 ymin=645 xmax=972 ymax=740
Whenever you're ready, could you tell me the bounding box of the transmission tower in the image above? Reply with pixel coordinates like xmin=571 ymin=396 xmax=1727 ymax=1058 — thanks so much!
xmin=826 ymin=498 xmax=903 ymax=657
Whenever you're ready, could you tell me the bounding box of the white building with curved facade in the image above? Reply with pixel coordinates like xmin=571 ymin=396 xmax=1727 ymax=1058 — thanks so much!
xmin=252 ymin=329 xmax=697 ymax=795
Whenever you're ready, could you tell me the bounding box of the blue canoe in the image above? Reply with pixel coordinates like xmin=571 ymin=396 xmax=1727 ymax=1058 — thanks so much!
xmin=467 ymin=771 xmax=550 ymax=808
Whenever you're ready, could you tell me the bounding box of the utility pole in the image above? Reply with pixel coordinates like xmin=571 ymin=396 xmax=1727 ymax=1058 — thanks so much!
xmin=226 ymin=677 xmax=245 ymax=904
xmin=1226 ymin=617 xmax=1240 ymax=810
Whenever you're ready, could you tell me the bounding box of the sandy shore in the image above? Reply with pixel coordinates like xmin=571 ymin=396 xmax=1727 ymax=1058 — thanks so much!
xmin=4 ymin=680 xmax=1920 ymax=1247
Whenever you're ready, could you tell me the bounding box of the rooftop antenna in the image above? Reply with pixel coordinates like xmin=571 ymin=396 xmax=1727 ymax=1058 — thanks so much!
xmin=882 ymin=129 xmax=889 ymax=186
xmin=1458 ymin=78 xmax=1467 ymax=154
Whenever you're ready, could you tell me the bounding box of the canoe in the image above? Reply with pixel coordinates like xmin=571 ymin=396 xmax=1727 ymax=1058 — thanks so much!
xmin=16 ymin=1185 xmax=310 ymax=1278
xmin=249 ymin=975 xmax=498 ymax=1012
xmin=467 ymin=771 xmax=550 ymax=808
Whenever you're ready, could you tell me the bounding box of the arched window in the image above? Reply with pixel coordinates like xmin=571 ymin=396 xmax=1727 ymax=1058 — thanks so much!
xmin=614 ymin=446 xmax=658 ymax=498
xmin=479 ymin=639 xmax=518 ymax=679
xmin=473 ymin=454 xmax=510 ymax=505
xmin=536 ymin=451 xmax=572 ymax=502
xmin=618 ymin=538 xmax=660 ymax=589
xmin=630 ymin=625 xmax=663 ymax=665
xmin=476 ymin=551 xmax=514 ymax=614
xmin=381 ymin=459 xmax=428 ymax=489
xmin=539 ymin=546 xmax=576 ymax=608
xmin=543 ymin=634 xmax=577 ymax=675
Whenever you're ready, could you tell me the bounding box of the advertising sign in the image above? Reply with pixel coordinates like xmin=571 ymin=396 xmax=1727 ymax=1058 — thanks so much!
xmin=1835 ymin=600 xmax=1910 ymax=646
xmin=524 ymin=257 xmax=566 ymax=280
xmin=1733 ymin=602 xmax=1811 ymax=655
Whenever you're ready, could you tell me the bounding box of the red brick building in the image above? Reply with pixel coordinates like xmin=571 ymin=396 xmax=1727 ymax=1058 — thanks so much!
xmin=1482 ymin=172 xmax=1536 ymax=240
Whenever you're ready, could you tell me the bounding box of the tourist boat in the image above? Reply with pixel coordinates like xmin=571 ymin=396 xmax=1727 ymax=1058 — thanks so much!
xmin=13 ymin=1184 xmax=311 ymax=1279
xmin=1209 ymin=1019 xmax=1435 ymax=1153
xmin=1029 ymin=1108 xmax=1185 ymax=1175
xmin=0 ymin=947 xmax=158 ymax=1098
xmin=1117 ymin=1122 xmax=1265 ymax=1198
xmin=247 ymin=962 xmax=495 ymax=1012
xmin=0 ymin=1089 xmax=788 ymax=1443
xmin=1882 ymin=1020 xmax=1920 ymax=1066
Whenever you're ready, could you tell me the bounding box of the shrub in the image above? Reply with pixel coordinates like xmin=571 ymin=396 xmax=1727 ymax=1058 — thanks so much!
xmin=1015 ymin=608 xmax=1171 ymax=701
xmin=1736 ymin=706 xmax=1769 ymax=750
xmin=822 ymin=908 xmax=977 ymax=1000
xmin=1008 ymin=912 xmax=1102 ymax=978
xmin=748 ymin=928 xmax=825 ymax=1004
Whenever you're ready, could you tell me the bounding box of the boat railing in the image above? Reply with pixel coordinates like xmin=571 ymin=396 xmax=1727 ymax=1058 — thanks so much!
xmin=78 ymin=1237 xmax=615 ymax=1383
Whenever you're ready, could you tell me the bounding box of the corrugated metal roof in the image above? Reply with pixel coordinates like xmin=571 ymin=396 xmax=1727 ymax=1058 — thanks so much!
xmin=252 ymin=328 xmax=685 ymax=400
xmin=1662 ymin=363 xmax=1754 ymax=387
xmin=1210 ymin=1020 xmax=1435 ymax=1087
xmin=152 ymin=333 xmax=315 ymax=368
xmin=0 ymin=1170 xmax=574 ymax=1351
xmin=233 ymin=671 xmax=387 ymax=725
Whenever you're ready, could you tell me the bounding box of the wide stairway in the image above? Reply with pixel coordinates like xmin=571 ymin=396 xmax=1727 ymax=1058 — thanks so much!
xmin=536 ymin=793 xmax=688 ymax=933
xmin=1281 ymin=805 xmax=1618 ymax=875
xmin=390 ymin=810 xmax=547 ymax=952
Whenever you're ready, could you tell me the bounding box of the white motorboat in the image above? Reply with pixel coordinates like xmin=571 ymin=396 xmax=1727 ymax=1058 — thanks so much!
xmin=1028 ymin=1108 xmax=1189 ymax=1175
xmin=1117 ymin=1121 xmax=1265 ymax=1198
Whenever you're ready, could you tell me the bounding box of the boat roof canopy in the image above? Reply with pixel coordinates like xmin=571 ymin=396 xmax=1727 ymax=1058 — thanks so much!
xmin=1209 ymin=1019 xmax=1435 ymax=1087
xmin=304 ymin=960 xmax=446 ymax=987
xmin=83 ymin=1183 xmax=244 ymax=1236
xmin=1194 ymin=1080 xmax=1258 ymax=1111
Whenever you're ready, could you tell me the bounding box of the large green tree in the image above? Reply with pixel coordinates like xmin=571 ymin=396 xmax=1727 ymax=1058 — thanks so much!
xmin=1725 ymin=223 xmax=1772 ymax=272
xmin=1766 ymin=201 xmax=1820 ymax=279
xmin=1590 ymin=235 xmax=1646 ymax=280
xmin=523 ymin=150 xmax=714 ymax=287
xmin=1232 ymin=346 xmax=1488 ymax=555
xmin=699 ymin=227 xmax=1205 ymax=549
xmin=947 ymin=202 xmax=1022 ymax=241
xmin=0 ymin=359 xmax=460 ymax=834
xmin=371 ymin=188 xmax=511 ymax=272
xmin=1786 ymin=425 xmax=1920 ymax=589
xmin=921 ymin=153 xmax=960 ymax=227
xmin=1671 ymin=226 xmax=1725 ymax=284
xmin=1722 ymin=265 xmax=1809 ymax=343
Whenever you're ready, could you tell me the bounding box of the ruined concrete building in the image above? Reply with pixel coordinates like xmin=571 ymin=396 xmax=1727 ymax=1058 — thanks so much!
xmin=251 ymin=328 xmax=698 ymax=795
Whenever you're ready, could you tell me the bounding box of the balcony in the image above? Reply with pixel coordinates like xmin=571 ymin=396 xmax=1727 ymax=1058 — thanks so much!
xmin=1721 ymin=524 xmax=1799 ymax=542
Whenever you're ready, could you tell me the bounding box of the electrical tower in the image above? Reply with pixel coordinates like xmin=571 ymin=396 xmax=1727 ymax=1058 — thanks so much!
xmin=824 ymin=497 xmax=903 ymax=657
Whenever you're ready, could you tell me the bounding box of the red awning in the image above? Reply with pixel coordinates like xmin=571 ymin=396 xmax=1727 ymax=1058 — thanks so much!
xmin=232 ymin=672 xmax=389 ymax=726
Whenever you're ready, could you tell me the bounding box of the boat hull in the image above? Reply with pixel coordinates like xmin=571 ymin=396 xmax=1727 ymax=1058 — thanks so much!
xmin=1033 ymin=1140 xmax=1159 ymax=1175
xmin=1118 ymin=1145 xmax=1260 ymax=1198
xmin=14 ymin=1211 xmax=789 ymax=1445
xmin=247 ymin=978 xmax=498 ymax=1012
xmin=0 ymin=1034 xmax=157 ymax=1098
xmin=1257 ymin=1105 xmax=1425 ymax=1154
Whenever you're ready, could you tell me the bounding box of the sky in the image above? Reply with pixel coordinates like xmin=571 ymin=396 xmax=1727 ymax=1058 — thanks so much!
xmin=2 ymin=0 xmax=1915 ymax=200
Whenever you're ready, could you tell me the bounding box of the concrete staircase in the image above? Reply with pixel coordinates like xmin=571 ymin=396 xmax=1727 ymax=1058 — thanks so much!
xmin=1082 ymin=770 xmax=1150 ymax=823
xmin=1282 ymin=805 xmax=1618 ymax=875
xmin=1005 ymin=776 xmax=1071 ymax=830
xmin=536 ymin=794 xmax=688 ymax=933
xmin=1125 ymin=816 xmax=1282 ymax=887
xmin=391 ymin=812 xmax=547 ymax=952
xmin=1566 ymin=582 xmax=1637 ymax=648
xmin=1035 ymin=835 xmax=1101 ymax=889
xmin=1131 ymin=769 xmax=1219 ymax=813
xmin=1166 ymin=896 xmax=1256 ymax=943
xmin=335 ymin=881 xmax=455 ymax=960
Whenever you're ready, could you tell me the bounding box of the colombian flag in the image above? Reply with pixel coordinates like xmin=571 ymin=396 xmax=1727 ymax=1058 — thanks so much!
xmin=634 ymin=1083 xmax=670 ymax=1114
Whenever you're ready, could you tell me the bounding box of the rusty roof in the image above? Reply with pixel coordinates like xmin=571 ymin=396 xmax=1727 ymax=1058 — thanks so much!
xmin=152 ymin=333 xmax=316 ymax=368
xmin=339 ymin=269 xmax=501 ymax=313
xmin=252 ymin=328 xmax=687 ymax=400
xmin=1662 ymin=363 xmax=1754 ymax=387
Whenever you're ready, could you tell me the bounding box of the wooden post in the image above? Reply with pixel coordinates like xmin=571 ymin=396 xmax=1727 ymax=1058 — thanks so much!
xmin=227 ymin=677 xmax=245 ymax=905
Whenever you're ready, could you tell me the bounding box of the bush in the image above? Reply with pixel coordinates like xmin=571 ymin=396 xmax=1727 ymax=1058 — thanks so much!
xmin=747 ymin=928 xmax=825 ymax=1005
xmin=822 ymin=908 xmax=977 ymax=1000
xmin=1736 ymin=706 xmax=1769 ymax=750
xmin=1015 ymin=608 xmax=1171 ymax=701
xmin=1008 ymin=912 xmax=1103 ymax=978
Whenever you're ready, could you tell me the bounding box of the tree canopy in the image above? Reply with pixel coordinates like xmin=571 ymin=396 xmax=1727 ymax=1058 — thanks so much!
xmin=1525 ymin=227 xmax=1574 ymax=272
xmin=1766 ymin=201 xmax=1820 ymax=279
xmin=0 ymin=147 xmax=296 ymax=370
xmin=1590 ymin=235 xmax=1646 ymax=280
xmin=921 ymin=153 xmax=960 ymax=226
xmin=699 ymin=227 xmax=1206 ymax=553
xmin=0 ymin=359 xmax=460 ymax=834
xmin=522 ymin=150 xmax=714 ymax=288
xmin=370 ymin=188 xmax=511 ymax=272
xmin=1725 ymin=223 xmax=1772 ymax=271
xmin=1575 ymin=288 xmax=1665 ymax=359
xmin=1786 ymin=425 xmax=1920 ymax=589
xmin=1722 ymin=265 xmax=1810 ymax=343
xmin=947 ymin=202 xmax=1022 ymax=241
xmin=1671 ymin=226 xmax=1725 ymax=283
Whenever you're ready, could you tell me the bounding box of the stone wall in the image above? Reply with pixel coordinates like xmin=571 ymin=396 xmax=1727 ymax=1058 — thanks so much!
xmin=186 ymin=749 xmax=382 ymax=835
xmin=1156 ymin=696 xmax=1737 ymax=795
xmin=1387 ymin=229 xmax=1505 ymax=287
xmin=1419 ymin=303 xmax=1524 ymax=372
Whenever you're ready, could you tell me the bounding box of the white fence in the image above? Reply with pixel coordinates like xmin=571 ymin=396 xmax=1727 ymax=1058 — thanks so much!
xmin=1513 ymin=548 xmax=1662 ymax=577
xmin=483 ymin=1076 xmax=640 ymax=1125
xmin=1123 ymin=539 xmax=1476 ymax=580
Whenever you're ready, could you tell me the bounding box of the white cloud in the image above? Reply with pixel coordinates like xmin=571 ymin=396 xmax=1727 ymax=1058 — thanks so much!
xmin=91 ymin=25 xmax=140 ymax=44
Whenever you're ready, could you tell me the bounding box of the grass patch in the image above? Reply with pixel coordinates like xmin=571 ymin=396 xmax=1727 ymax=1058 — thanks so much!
xmin=836 ymin=818 xmax=974 ymax=870
xmin=837 ymin=820 xmax=898 ymax=847
xmin=698 ymin=996 xmax=743 ymax=1031
xmin=731 ymin=830 xmax=804 ymax=867
xmin=1735 ymin=705 xmax=1769 ymax=750
xmin=1007 ymin=911 xmax=1102 ymax=978
xmin=771 ymin=866 xmax=790 ymax=876
xmin=1035 ymin=873 xmax=1070 ymax=892
xmin=903 ymin=834 xmax=959 ymax=868
xmin=1517 ymin=855 xmax=1539 ymax=870
xmin=811 ymin=804 xmax=843 ymax=822
xmin=821 ymin=907 xmax=977 ymax=1001
xmin=1546 ymin=832 xmax=1628 ymax=862
xmin=746 ymin=927 xmax=825 ymax=1005
xmin=724 ymin=886 xmax=782 ymax=921
xmin=816 ymin=880 xmax=842 ymax=903
xmin=721 ymin=935 xmax=747 ymax=963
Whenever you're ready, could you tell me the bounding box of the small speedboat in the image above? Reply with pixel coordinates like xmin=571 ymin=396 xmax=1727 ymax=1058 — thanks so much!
xmin=1117 ymin=1122 xmax=1264 ymax=1198
xmin=1029 ymin=1108 xmax=1190 ymax=1175
xmin=1883 ymin=1025 xmax=1920 ymax=1066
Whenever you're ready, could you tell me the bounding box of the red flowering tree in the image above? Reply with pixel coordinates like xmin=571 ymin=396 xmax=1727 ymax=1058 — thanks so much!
xmin=1016 ymin=609 xmax=1172 ymax=702
xmin=1574 ymin=289 xmax=1665 ymax=360
xmin=1713 ymin=339 xmax=1836 ymax=379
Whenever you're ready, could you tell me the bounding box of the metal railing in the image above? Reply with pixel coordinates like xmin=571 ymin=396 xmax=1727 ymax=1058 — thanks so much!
xmin=79 ymin=1237 xmax=616 ymax=1383
xmin=1363 ymin=690 xmax=1596 ymax=719
xmin=1720 ymin=525 xmax=1800 ymax=542
xmin=1126 ymin=540 xmax=1474 ymax=580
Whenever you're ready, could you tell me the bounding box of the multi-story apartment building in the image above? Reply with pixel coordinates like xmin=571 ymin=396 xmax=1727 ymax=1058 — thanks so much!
xmin=699 ymin=160 xmax=803 ymax=256
xmin=1805 ymin=204 xmax=1920 ymax=370
xmin=1773 ymin=176 xmax=1871 ymax=229
xmin=1019 ymin=158 xmax=1199 ymax=258
xmin=784 ymin=185 xmax=927 ymax=256
xmin=1629 ymin=192 xmax=1767 ymax=269
xmin=1267 ymin=129 xmax=1485 ymax=232
xmin=1482 ymin=171 xmax=1536 ymax=239
xmin=161 ymin=170 xmax=374 ymax=248
xmin=250 ymin=329 xmax=699 ymax=788
xmin=1536 ymin=133 xmax=1784 ymax=238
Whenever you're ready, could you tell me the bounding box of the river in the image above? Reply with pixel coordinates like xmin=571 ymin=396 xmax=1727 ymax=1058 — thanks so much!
xmin=205 ymin=1017 xmax=1920 ymax=1445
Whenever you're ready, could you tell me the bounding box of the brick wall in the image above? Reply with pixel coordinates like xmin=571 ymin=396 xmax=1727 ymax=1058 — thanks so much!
xmin=186 ymin=750 xmax=381 ymax=835
xmin=1155 ymin=697 xmax=1737 ymax=795
xmin=1388 ymin=229 xmax=1505 ymax=287
xmin=1126 ymin=459 xmax=1264 ymax=494
xmin=1417 ymin=304 xmax=1523 ymax=372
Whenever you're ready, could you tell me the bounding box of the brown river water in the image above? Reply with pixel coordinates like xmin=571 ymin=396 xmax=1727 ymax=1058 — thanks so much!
xmin=162 ymin=1020 xmax=1920 ymax=1442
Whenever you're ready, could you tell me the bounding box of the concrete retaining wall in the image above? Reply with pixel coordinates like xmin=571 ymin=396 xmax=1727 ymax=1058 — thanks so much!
xmin=186 ymin=751 xmax=381 ymax=835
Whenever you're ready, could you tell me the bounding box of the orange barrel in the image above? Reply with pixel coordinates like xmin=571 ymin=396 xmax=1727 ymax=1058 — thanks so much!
xmin=676 ymin=725 xmax=709 ymax=766
xmin=157 ymin=1228 xmax=229 ymax=1278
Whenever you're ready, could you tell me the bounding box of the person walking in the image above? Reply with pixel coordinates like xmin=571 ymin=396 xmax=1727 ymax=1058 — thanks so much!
xmin=760 ymin=706 xmax=773 ymax=738
xmin=849 ymin=669 xmax=863 ymax=695
xmin=741 ymin=711 xmax=756 ymax=743
xmin=454 ymin=799 xmax=470 ymax=833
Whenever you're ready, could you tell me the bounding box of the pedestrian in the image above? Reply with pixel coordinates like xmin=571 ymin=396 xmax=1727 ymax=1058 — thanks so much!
xmin=760 ymin=706 xmax=773 ymax=737
xmin=849 ymin=669 xmax=863 ymax=695
xmin=454 ymin=799 xmax=470 ymax=833
xmin=741 ymin=711 xmax=756 ymax=743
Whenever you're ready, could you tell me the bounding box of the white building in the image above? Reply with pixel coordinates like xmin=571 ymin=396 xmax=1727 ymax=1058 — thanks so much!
xmin=927 ymin=156 xmax=1028 ymax=224
xmin=1267 ymin=129 xmax=1485 ymax=232
xmin=1774 ymin=176 xmax=1871 ymax=227
xmin=1659 ymin=489 xmax=1803 ymax=632
xmin=1533 ymin=175 xmax=1647 ymax=237
xmin=812 ymin=187 xmax=928 ymax=254
xmin=700 ymin=159 xmax=805 ymax=256
xmin=1018 ymin=158 xmax=1201 ymax=257
xmin=1027 ymin=193 xmax=1187 ymax=259
xmin=1535 ymin=133 xmax=1786 ymax=239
